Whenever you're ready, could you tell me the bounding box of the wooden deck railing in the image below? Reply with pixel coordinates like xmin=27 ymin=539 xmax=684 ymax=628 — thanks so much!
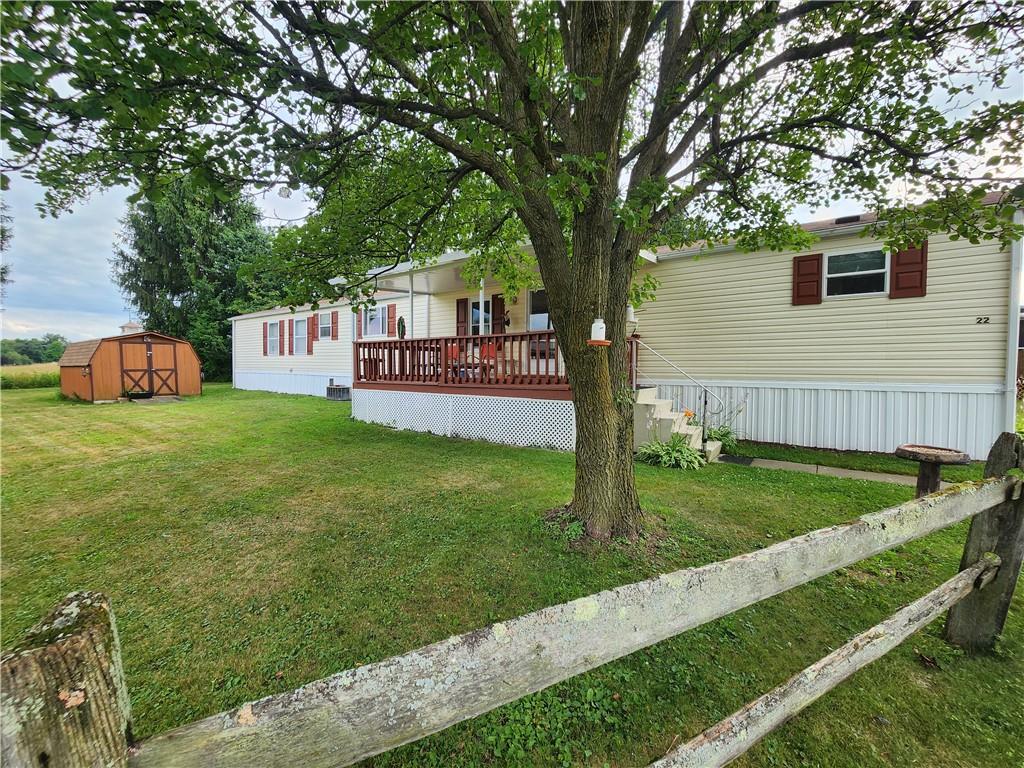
xmin=4 ymin=434 xmax=1021 ymax=768
xmin=353 ymin=332 xmax=639 ymax=393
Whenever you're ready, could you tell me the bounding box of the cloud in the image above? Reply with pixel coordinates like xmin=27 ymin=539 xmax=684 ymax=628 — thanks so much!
xmin=254 ymin=186 xmax=314 ymax=224
xmin=2 ymin=306 xmax=129 ymax=341
xmin=2 ymin=179 xmax=129 ymax=336
xmin=0 ymin=177 xmax=316 ymax=342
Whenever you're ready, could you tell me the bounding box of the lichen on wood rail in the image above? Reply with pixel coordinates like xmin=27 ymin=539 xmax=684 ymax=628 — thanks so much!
xmin=1 ymin=591 xmax=132 ymax=768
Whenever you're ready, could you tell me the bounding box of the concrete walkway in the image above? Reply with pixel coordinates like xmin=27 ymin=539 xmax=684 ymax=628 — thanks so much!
xmin=717 ymin=454 xmax=947 ymax=489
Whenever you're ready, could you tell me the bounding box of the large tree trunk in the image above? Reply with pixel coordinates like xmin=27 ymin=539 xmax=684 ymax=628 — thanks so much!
xmin=547 ymin=211 xmax=643 ymax=540
xmin=518 ymin=1 xmax=646 ymax=540
xmin=531 ymin=207 xmax=643 ymax=539
xmin=566 ymin=341 xmax=643 ymax=539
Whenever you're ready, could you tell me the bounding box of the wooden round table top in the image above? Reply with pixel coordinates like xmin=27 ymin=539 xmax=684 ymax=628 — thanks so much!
xmin=894 ymin=444 xmax=971 ymax=465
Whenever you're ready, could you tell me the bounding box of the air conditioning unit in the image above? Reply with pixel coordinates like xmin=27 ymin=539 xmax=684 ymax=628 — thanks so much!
xmin=326 ymin=384 xmax=351 ymax=401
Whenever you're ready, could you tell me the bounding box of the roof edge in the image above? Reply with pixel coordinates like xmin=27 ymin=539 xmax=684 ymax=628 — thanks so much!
xmin=229 ymin=299 xmax=353 ymax=322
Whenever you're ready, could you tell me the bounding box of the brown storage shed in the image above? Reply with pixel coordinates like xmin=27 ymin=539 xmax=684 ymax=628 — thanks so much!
xmin=58 ymin=331 xmax=202 ymax=401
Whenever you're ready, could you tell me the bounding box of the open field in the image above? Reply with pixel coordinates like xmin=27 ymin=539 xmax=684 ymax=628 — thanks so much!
xmin=2 ymin=384 xmax=1021 ymax=767
xmin=0 ymin=361 xmax=60 ymax=389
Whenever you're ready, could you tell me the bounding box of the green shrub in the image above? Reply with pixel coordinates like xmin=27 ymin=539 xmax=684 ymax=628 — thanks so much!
xmin=636 ymin=434 xmax=707 ymax=470
xmin=705 ymin=424 xmax=739 ymax=454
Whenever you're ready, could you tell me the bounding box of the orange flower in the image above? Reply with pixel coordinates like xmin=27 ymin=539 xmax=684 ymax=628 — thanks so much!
xmin=683 ymin=409 xmax=695 ymax=419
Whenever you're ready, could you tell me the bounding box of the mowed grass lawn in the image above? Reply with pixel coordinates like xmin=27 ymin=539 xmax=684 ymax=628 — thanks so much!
xmin=2 ymin=385 xmax=1021 ymax=768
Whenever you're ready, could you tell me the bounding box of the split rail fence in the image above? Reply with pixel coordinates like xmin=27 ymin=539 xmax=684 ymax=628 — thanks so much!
xmin=4 ymin=433 xmax=1023 ymax=768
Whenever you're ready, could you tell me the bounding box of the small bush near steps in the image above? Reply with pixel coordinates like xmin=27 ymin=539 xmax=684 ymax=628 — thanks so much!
xmin=636 ymin=434 xmax=707 ymax=470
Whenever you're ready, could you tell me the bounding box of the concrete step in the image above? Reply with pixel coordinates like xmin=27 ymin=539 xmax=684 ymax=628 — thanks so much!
xmin=634 ymin=403 xmax=676 ymax=449
xmin=669 ymin=411 xmax=691 ymax=432
xmin=650 ymin=399 xmax=674 ymax=417
xmin=703 ymin=440 xmax=722 ymax=462
xmin=672 ymin=423 xmax=703 ymax=450
xmin=635 ymin=387 xmax=660 ymax=404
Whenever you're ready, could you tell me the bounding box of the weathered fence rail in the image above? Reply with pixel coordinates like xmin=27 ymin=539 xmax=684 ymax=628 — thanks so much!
xmin=4 ymin=434 xmax=1023 ymax=768
xmin=652 ymin=553 xmax=1002 ymax=768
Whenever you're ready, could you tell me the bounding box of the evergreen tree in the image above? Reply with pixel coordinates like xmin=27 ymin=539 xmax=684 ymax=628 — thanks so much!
xmin=112 ymin=177 xmax=281 ymax=380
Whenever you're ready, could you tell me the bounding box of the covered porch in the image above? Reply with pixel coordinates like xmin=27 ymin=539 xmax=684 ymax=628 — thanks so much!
xmin=353 ymin=252 xmax=639 ymax=398
xmin=350 ymin=254 xmax=642 ymax=451
xmin=354 ymin=330 xmax=572 ymax=398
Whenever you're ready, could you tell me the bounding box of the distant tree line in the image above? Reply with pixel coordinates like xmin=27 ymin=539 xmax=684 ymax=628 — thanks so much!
xmin=112 ymin=176 xmax=283 ymax=381
xmin=1 ymin=334 xmax=67 ymax=365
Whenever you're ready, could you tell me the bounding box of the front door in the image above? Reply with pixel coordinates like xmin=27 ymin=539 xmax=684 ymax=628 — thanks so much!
xmin=120 ymin=338 xmax=178 ymax=396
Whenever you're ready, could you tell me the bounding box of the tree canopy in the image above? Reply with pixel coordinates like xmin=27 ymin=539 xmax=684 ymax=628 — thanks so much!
xmin=1 ymin=334 xmax=67 ymax=366
xmin=3 ymin=3 xmax=1021 ymax=264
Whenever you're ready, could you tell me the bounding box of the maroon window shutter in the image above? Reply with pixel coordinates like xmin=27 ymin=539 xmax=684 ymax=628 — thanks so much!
xmin=491 ymin=293 xmax=505 ymax=334
xmin=792 ymin=254 xmax=823 ymax=305
xmin=889 ymin=241 xmax=928 ymax=299
xmin=456 ymin=298 xmax=469 ymax=336
xmin=307 ymin=316 xmax=314 ymax=354
xmin=311 ymin=313 xmax=318 ymax=342
xmin=278 ymin=320 xmax=285 ymax=355
xmin=262 ymin=322 xmax=268 ymax=355
xmin=387 ymin=303 xmax=397 ymax=337
xmin=356 ymin=309 xmax=363 ymax=339
xmin=288 ymin=319 xmax=294 ymax=355
xmin=331 ymin=310 xmax=339 ymax=340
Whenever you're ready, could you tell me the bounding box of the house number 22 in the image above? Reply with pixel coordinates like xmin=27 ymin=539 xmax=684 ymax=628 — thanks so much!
xmin=976 ymin=316 xmax=990 ymax=324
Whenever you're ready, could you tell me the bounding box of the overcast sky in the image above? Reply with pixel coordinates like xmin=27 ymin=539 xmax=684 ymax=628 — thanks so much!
xmin=1 ymin=178 xmax=313 ymax=341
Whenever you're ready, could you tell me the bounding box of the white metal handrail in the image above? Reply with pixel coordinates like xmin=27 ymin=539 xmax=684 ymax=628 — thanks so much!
xmin=633 ymin=338 xmax=727 ymax=416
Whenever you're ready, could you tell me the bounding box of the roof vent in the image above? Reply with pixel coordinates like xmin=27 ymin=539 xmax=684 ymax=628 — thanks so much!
xmin=834 ymin=214 xmax=861 ymax=225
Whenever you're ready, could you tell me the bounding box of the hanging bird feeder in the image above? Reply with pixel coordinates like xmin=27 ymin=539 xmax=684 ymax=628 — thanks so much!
xmin=586 ymin=317 xmax=611 ymax=347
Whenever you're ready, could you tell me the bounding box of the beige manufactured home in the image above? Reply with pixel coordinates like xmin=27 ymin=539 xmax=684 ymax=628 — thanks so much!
xmin=232 ymin=207 xmax=1021 ymax=458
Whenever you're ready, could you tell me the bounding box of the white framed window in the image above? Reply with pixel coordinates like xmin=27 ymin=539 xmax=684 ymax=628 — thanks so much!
xmin=319 ymin=312 xmax=332 ymax=339
xmin=363 ymin=305 xmax=387 ymax=337
xmin=824 ymin=248 xmax=888 ymax=298
xmin=471 ymin=299 xmax=491 ymax=335
xmin=268 ymin=322 xmax=279 ymax=355
xmin=529 ymin=289 xmax=552 ymax=330
xmin=294 ymin=318 xmax=306 ymax=355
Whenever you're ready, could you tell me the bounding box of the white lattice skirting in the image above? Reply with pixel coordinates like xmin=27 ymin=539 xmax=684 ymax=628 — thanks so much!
xmin=352 ymin=389 xmax=576 ymax=451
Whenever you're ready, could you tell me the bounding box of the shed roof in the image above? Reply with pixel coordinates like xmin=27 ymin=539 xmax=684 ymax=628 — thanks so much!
xmin=58 ymin=339 xmax=103 ymax=367
xmin=58 ymin=331 xmax=192 ymax=367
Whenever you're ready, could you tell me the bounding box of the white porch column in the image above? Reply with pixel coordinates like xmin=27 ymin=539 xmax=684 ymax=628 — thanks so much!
xmin=408 ymin=272 xmax=415 ymax=338
xmin=479 ymin=278 xmax=486 ymax=334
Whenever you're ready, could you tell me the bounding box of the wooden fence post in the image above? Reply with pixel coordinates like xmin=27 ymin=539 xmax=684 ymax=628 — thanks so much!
xmin=1 ymin=592 xmax=132 ymax=768
xmin=945 ymin=432 xmax=1024 ymax=652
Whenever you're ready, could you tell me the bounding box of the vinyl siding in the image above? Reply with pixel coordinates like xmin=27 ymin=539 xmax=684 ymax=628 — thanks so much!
xmin=636 ymin=232 xmax=1010 ymax=383
xmin=232 ymin=296 xmax=428 ymax=388
xmin=426 ymin=287 xmax=531 ymax=336
xmin=232 ymin=302 xmax=357 ymax=381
